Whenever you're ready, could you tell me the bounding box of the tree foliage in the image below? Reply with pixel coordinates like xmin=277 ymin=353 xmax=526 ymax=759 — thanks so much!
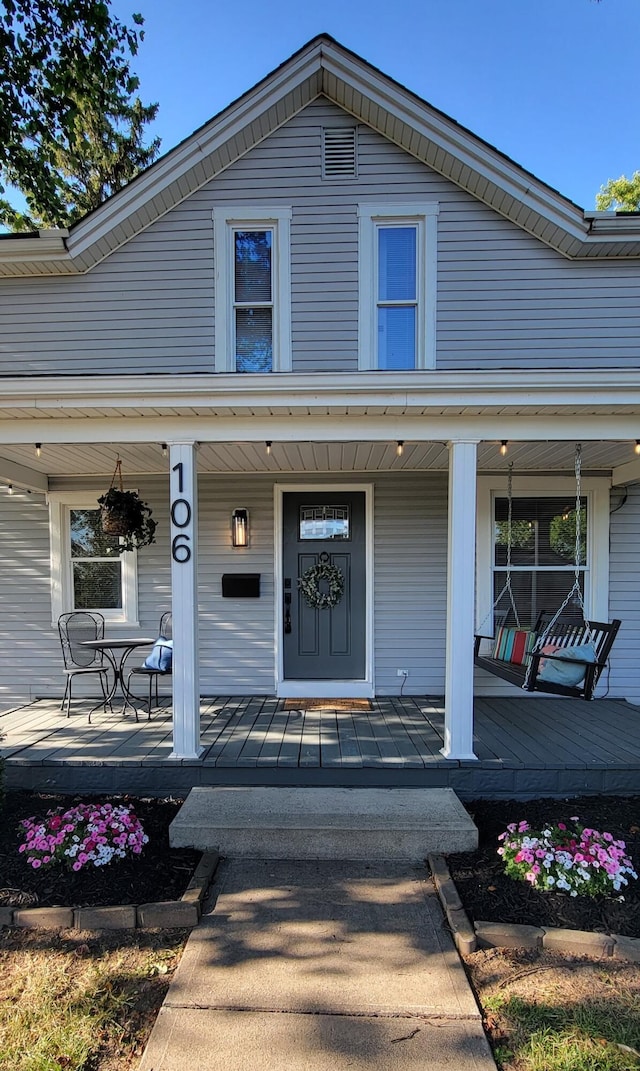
xmin=596 ymin=173 xmax=640 ymax=212
xmin=0 ymin=0 xmax=160 ymax=230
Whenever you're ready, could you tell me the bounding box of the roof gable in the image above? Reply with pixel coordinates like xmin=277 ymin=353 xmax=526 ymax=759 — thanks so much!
xmin=2 ymin=33 xmax=640 ymax=276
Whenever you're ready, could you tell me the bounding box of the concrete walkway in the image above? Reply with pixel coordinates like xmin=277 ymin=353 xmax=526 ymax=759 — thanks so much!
xmin=139 ymin=859 xmax=496 ymax=1070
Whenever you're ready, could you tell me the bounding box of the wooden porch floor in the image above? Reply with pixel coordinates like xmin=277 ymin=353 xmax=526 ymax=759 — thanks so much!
xmin=3 ymin=695 xmax=640 ymax=799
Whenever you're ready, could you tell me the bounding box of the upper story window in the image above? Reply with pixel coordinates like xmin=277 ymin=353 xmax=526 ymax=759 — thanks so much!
xmin=234 ymin=230 xmax=273 ymax=372
xmin=49 ymin=493 xmax=139 ymax=626
xmin=358 ymin=203 xmax=438 ymax=370
xmin=214 ymin=207 xmax=292 ymax=373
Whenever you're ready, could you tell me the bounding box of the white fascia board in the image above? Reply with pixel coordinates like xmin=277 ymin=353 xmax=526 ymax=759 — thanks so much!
xmin=66 ymin=47 xmax=323 ymax=262
xmin=1 ymin=369 xmax=640 ymax=412
xmin=1 ymin=413 xmax=640 ymax=446
xmin=0 ymin=230 xmax=75 ymax=273
xmin=611 ymin=457 xmax=640 ymax=486
xmin=322 ymin=44 xmax=640 ymax=256
xmin=0 ymin=455 xmax=48 ymax=492
xmin=321 ymin=46 xmax=589 ymax=243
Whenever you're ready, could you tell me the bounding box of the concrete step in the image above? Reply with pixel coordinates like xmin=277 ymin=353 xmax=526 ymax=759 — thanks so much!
xmin=169 ymin=786 xmax=478 ymax=860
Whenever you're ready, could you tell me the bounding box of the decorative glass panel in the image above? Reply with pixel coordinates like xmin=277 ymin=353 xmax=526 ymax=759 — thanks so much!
xmin=378 ymin=227 xmax=416 ymax=301
xmin=235 ymin=308 xmax=273 ymax=372
xmin=299 ymin=506 xmax=350 ymax=541
xmin=234 ymin=230 xmax=272 ymax=302
xmin=377 ymin=306 xmax=416 ymax=369
xmin=73 ymin=562 xmax=122 ymax=609
xmin=70 ymin=509 xmax=120 ymax=558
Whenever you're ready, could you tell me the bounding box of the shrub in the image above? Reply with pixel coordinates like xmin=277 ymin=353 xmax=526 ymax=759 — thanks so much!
xmin=498 ymin=817 xmax=638 ymax=898
xmin=19 ymin=801 xmax=148 ymax=871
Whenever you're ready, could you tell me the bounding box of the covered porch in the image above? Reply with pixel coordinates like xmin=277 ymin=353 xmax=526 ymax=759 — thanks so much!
xmin=3 ymin=694 xmax=639 ymax=800
xmin=0 ymin=370 xmax=638 ymax=770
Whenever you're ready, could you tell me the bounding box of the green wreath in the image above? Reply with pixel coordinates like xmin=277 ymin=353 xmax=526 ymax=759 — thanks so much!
xmin=297 ymin=553 xmax=344 ymax=610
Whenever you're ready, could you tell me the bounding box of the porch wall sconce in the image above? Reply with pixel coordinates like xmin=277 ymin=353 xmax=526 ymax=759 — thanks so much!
xmin=265 ymin=441 xmax=272 ymax=456
xmin=396 ymin=440 xmax=404 ymax=457
xmin=232 ymin=508 xmax=249 ymax=548
xmin=500 ymin=440 xmax=508 ymax=456
xmin=35 ymin=443 xmax=42 ymax=458
xmin=635 ymin=440 xmax=640 ymax=456
xmin=161 ymin=443 xmax=168 ymax=458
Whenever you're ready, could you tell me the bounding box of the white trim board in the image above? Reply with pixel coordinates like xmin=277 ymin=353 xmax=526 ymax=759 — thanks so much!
xmin=357 ymin=203 xmax=438 ymax=372
xmin=213 ymin=207 xmax=292 ymax=374
xmin=274 ymin=482 xmax=374 ymax=698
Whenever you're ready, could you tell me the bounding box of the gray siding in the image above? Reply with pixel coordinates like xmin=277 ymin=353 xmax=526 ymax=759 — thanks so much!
xmin=609 ymin=483 xmax=640 ymax=703
xmin=1 ymin=99 xmax=640 ymax=375
xmin=373 ymin=474 xmax=446 ymax=694
xmin=0 ymin=472 xmax=449 ymax=707
xmin=2 ymin=472 xmax=637 ymax=710
xmin=0 ymin=490 xmax=58 ymax=709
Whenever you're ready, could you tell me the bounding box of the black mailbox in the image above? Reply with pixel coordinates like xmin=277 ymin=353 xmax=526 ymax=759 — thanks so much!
xmin=221 ymin=573 xmax=261 ymax=598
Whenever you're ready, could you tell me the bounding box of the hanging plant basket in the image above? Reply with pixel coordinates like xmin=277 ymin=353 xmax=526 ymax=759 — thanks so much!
xmin=99 ymin=459 xmax=157 ymax=554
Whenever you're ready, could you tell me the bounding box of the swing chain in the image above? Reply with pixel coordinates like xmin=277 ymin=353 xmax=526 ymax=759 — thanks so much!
xmin=476 ymin=462 xmax=521 ymax=635
xmin=528 ymin=443 xmax=594 ymax=662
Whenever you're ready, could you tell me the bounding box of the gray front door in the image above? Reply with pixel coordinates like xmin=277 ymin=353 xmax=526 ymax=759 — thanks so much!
xmin=282 ymin=491 xmax=366 ymax=680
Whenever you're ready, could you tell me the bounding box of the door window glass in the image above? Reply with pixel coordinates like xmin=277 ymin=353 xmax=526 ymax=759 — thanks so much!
xmin=299 ymin=505 xmax=350 ymax=541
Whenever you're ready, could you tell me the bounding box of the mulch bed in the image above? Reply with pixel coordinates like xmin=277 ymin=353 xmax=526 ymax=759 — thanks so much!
xmin=0 ymin=791 xmax=201 ymax=909
xmin=449 ymin=795 xmax=640 ymax=938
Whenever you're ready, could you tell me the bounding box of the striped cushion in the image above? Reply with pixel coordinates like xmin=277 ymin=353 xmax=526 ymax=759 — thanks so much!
xmin=493 ymin=626 xmax=536 ymax=665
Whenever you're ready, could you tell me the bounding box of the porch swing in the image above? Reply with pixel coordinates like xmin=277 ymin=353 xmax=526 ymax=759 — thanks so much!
xmin=473 ymin=446 xmax=621 ymax=700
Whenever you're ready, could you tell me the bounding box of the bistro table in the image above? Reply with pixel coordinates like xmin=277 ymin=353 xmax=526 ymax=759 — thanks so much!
xmin=81 ymin=637 xmax=156 ymax=720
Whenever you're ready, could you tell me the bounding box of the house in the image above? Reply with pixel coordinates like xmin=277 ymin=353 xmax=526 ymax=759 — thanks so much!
xmin=0 ymin=34 xmax=639 ymax=771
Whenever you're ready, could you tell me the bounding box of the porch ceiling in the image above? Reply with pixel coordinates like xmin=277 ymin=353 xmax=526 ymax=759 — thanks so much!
xmin=0 ymin=438 xmax=633 ymax=478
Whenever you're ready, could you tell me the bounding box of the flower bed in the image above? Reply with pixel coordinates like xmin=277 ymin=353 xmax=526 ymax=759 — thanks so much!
xmin=1 ymin=792 xmax=200 ymax=909
xmin=448 ymin=795 xmax=640 ymax=938
xmin=498 ymin=817 xmax=637 ymax=897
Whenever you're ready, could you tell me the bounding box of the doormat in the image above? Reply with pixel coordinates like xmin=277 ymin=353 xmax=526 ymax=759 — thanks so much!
xmin=283 ymin=698 xmax=373 ymax=711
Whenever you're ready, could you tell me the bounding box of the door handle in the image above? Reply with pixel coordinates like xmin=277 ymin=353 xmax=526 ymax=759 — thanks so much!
xmin=284 ymin=591 xmax=292 ymax=634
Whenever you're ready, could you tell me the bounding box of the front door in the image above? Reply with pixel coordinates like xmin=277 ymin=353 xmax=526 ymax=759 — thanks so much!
xmin=282 ymin=491 xmax=366 ymax=681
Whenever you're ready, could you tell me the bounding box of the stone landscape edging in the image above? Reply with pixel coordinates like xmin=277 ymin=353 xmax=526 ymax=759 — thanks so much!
xmin=1 ymin=851 xmax=220 ymax=931
xmin=428 ymin=852 xmax=640 ymax=964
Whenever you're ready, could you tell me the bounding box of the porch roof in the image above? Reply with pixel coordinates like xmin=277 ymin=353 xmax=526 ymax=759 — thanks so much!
xmin=0 ymin=369 xmax=638 ymax=487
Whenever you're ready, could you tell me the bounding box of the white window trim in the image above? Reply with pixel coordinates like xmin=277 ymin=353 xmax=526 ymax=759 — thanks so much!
xmin=213 ymin=206 xmax=292 ymax=373
xmin=476 ymin=475 xmax=610 ymax=634
xmin=48 ymin=491 xmax=139 ymax=627
xmin=358 ymin=203 xmax=438 ymax=371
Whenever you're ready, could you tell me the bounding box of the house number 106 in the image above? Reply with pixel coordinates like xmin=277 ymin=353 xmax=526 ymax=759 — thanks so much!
xmin=171 ymin=461 xmax=192 ymax=563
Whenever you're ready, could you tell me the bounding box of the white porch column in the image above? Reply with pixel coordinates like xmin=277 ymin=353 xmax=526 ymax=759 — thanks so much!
xmin=442 ymin=439 xmax=479 ymax=761
xmin=168 ymin=441 xmax=203 ymax=759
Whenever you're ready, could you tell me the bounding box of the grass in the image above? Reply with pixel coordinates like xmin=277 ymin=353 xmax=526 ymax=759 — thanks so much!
xmin=468 ymin=951 xmax=640 ymax=1071
xmin=0 ymin=928 xmax=188 ymax=1071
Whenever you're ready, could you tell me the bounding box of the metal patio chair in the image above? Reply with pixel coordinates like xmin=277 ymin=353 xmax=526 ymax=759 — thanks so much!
xmin=58 ymin=611 xmax=111 ymax=717
xmin=127 ymin=611 xmax=173 ymax=719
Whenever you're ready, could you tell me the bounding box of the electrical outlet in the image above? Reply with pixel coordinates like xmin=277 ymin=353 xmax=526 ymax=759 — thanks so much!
xmin=397 ymin=669 xmax=409 ymax=677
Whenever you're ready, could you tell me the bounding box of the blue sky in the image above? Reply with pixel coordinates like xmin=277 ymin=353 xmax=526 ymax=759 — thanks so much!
xmin=111 ymin=0 xmax=639 ymax=210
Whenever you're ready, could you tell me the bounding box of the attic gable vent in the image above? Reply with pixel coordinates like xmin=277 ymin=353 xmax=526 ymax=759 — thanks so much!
xmin=323 ymin=127 xmax=358 ymax=179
